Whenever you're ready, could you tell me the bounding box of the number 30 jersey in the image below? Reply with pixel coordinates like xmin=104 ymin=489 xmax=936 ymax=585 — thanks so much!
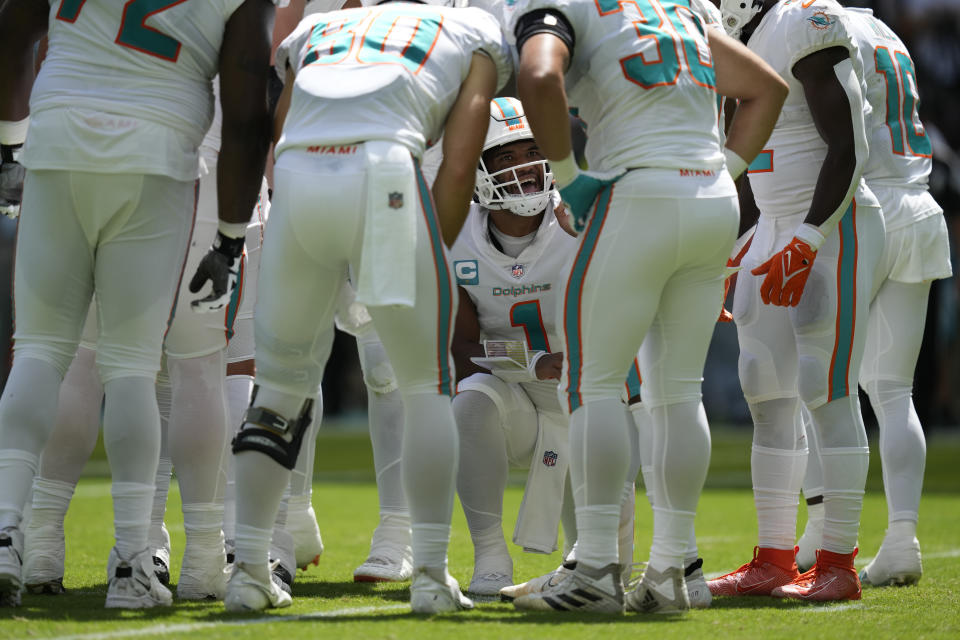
xmin=275 ymin=4 xmax=512 ymax=160
xmin=451 ymin=197 xmax=575 ymax=412
xmin=505 ymin=0 xmax=724 ymax=175
xmin=23 ymin=0 xmax=285 ymax=181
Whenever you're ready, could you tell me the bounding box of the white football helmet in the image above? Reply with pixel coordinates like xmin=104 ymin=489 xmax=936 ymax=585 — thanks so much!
xmin=475 ymin=97 xmax=555 ymax=217
xmin=719 ymin=0 xmax=764 ymax=38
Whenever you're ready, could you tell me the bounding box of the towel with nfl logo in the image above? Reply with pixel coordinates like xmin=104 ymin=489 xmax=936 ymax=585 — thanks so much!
xmin=356 ymin=140 xmax=418 ymax=308
xmin=513 ymin=410 xmax=569 ymax=553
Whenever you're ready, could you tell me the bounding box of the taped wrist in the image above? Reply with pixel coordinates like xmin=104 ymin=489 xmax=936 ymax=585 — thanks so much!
xmin=232 ymin=391 xmax=314 ymax=470
xmin=213 ymin=229 xmax=245 ymax=260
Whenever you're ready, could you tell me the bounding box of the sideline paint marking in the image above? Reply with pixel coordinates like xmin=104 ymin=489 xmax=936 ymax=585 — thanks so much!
xmin=37 ymin=603 xmax=409 ymax=640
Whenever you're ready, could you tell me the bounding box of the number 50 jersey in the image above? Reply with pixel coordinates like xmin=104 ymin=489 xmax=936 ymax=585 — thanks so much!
xmin=275 ymin=4 xmax=512 ymax=160
xmin=24 ymin=0 xmax=286 ymax=181
xmin=451 ymin=197 xmax=575 ymax=412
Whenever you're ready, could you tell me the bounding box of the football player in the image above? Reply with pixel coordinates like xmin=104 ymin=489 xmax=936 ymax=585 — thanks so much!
xmin=212 ymin=0 xmax=511 ymax=613
xmin=794 ymin=7 xmax=952 ymax=586
xmin=505 ymin=0 xmax=786 ymax=614
xmin=0 ymin=0 xmax=280 ymax=609
xmin=708 ymin=0 xmax=885 ymax=602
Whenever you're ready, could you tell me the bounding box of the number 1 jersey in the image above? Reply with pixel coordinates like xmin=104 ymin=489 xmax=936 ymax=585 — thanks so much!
xmin=274 ymin=4 xmax=512 ymax=160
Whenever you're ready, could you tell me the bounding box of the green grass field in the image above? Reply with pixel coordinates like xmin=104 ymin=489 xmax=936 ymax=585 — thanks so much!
xmin=2 ymin=426 xmax=959 ymax=639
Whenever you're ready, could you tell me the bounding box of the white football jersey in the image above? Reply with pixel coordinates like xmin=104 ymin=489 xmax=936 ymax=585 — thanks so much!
xmin=275 ymin=4 xmax=512 ymax=160
xmin=846 ymin=9 xmax=933 ymax=192
xmin=451 ymin=197 xmax=575 ymax=412
xmin=505 ymin=0 xmax=724 ymax=174
xmin=744 ymin=0 xmax=878 ymax=217
xmin=23 ymin=0 xmax=284 ymax=181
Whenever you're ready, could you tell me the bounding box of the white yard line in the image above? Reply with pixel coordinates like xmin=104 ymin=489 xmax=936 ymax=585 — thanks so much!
xmin=798 ymin=603 xmax=866 ymax=613
xmin=36 ymin=603 xmax=409 ymax=640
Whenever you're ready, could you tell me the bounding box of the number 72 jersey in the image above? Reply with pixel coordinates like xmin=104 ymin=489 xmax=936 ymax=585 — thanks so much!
xmin=275 ymin=4 xmax=512 ymax=160
xmin=24 ymin=0 xmax=285 ymax=181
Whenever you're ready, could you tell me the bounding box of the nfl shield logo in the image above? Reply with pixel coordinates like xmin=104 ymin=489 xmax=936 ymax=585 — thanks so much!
xmin=511 ymin=263 xmax=524 ymax=279
xmin=388 ymin=192 xmax=404 ymax=209
xmin=543 ymin=450 xmax=558 ymax=467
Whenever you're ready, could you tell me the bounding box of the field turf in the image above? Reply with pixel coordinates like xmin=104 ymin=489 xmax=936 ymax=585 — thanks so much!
xmin=1 ymin=425 xmax=958 ymax=639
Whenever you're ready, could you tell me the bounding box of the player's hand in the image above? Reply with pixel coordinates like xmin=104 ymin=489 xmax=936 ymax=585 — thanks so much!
xmin=719 ymin=227 xmax=755 ymax=322
xmin=751 ymin=232 xmax=820 ymax=307
xmin=189 ymin=231 xmax=245 ymax=313
xmin=556 ymin=170 xmax=620 ymax=233
xmin=0 ymin=144 xmax=25 ymax=219
xmin=535 ymin=352 xmax=564 ymax=381
xmin=553 ymin=202 xmax=578 ymax=237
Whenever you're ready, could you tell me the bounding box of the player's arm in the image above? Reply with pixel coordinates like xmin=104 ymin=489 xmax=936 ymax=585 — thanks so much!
xmin=516 ymin=30 xmax=572 ymax=166
xmin=452 ymin=286 xmax=486 ymax=383
xmin=709 ymin=28 xmax=788 ymax=178
xmin=793 ymin=46 xmax=868 ymax=238
xmin=434 ymin=52 xmax=498 ymax=247
xmin=190 ymin=0 xmax=276 ymax=312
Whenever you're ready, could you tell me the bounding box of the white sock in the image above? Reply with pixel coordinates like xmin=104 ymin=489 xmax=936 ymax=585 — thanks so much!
xmin=618 ymin=480 xmax=636 ymax=565
xmin=411 ymin=523 xmax=450 ymax=572
xmin=819 ymin=446 xmax=869 ymax=554
xmin=649 ymin=507 xmax=696 ymax=572
xmin=0 ymin=450 xmax=38 ymax=529
xmin=28 ymin=477 xmax=74 ymax=531
xmin=470 ymin=523 xmax=510 ymax=573
xmin=401 ymin=393 xmax=457 ymax=526
xmin=752 ymin=444 xmax=807 ymax=550
xmin=886 ymin=519 xmax=917 ymax=542
xmin=112 ymin=482 xmax=154 ymax=558
xmin=182 ymin=502 xmax=225 ymax=554
xmin=574 ymin=505 xmax=621 ymax=568
xmin=235 ymin=523 xmax=273 ymax=582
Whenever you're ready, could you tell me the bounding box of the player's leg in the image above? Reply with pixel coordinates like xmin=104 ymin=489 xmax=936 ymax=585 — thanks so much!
xmin=858 ymin=277 xmax=932 ymax=586
xmin=93 ymin=172 xmax=194 ymax=608
xmin=772 ymin=202 xmax=884 ymax=602
xmin=149 ymin=368 xmax=173 ymax=585
xmin=353 ymin=331 xmax=412 ymax=583
xmin=796 ymin=405 xmax=824 ymax=572
xmin=627 ymin=193 xmax=736 ymax=614
xmin=365 ymin=164 xmax=466 ymax=614
xmin=0 ymin=169 xmax=98 ymax=607
xmin=23 ymin=321 xmax=102 ymax=595
xmin=226 ymin=149 xmax=356 ymax=611
xmin=708 ymin=213 xmax=805 ymax=597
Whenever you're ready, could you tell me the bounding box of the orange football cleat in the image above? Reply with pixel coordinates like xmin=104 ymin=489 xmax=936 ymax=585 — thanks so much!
xmin=707 ymin=546 xmax=800 ymax=596
xmin=771 ymin=549 xmax=861 ymax=601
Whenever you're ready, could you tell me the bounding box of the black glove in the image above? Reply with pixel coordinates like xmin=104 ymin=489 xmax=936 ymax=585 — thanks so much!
xmin=189 ymin=230 xmax=245 ymax=313
xmin=0 ymin=144 xmax=25 ymax=219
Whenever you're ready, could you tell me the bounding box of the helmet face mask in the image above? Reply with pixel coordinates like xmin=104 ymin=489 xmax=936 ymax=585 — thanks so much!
xmin=475 ymin=98 xmax=555 ymax=217
xmin=719 ymin=0 xmax=764 ymax=39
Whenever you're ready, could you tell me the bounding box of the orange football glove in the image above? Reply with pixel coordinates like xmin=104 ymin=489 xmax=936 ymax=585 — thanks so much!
xmin=751 ymin=236 xmax=818 ymax=307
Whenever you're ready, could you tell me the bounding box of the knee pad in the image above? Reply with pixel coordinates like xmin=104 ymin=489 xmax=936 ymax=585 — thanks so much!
xmin=738 ymin=348 xmax=780 ymax=404
xmin=232 ymin=387 xmax=314 ymax=470
xmin=357 ymin=337 xmax=397 ymax=394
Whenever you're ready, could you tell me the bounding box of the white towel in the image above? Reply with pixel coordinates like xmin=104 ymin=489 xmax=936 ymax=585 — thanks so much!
xmin=356 ymin=141 xmax=418 ymax=308
xmin=513 ymin=411 xmax=569 ymax=553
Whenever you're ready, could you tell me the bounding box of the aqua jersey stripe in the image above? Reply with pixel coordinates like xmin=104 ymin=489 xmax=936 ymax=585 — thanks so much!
xmin=415 ymin=163 xmax=454 ymax=396
xmin=829 ymin=201 xmax=858 ymax=401
xmin=563 ymin=184 xmax=614 ymax=413
xmin=224 ymin=254 xmax=245 ymax=341
xmin=625 ymin=359 xmax=642 ymax=399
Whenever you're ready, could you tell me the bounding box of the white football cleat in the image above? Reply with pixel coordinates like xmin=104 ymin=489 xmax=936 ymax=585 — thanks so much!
xmin=859 ymin=536 xmax=922 ymax=587
xmin=286 ymin=499 xmax=324 ymax=570
xmin=105 ymin=547 xmax=173 ymax=609
xmin=22 ymin=523 xmax=66 ymax=595
xmin=500 ymin=563 xmax=575 ymax=602
xmin=410 ymin=567 xmax=474 ymax=614
xmin=224 ymin=563 xmax=293 ymax=612
xmin=466 ymin=570 xmax=512 ymax=601
xmin=148 ymin=523 xmax=172 ymax=586
xmin=0 ymin=527 xmax=23 ymax=607
xmin=177 ymin=536 xmax=227 ymax=601
xmin=269 ymin=527 xmax=296 ymax=594
xmin=513 ymin=562 xmax=624 ymax=614
xmin=684 ymin=558 xmax=712 ymax=609
xmin=625 ymin=565 xmax=689 ymax=614
xmin=354 ymin=541 xmax=414 ymax=583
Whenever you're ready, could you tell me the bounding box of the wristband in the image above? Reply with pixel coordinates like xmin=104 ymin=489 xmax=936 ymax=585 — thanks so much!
xmin=794 ymin=223 xmax=826 ymax=251
xmin=0 ymin=118 xmax=29 ymax=146
xmin=723 ymin=147 xmax=748 ymax=180
xmin=218 ymin=219 xmax=248 ymax=240
xmin=550 ymin=153 xmax=578 ymax=188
